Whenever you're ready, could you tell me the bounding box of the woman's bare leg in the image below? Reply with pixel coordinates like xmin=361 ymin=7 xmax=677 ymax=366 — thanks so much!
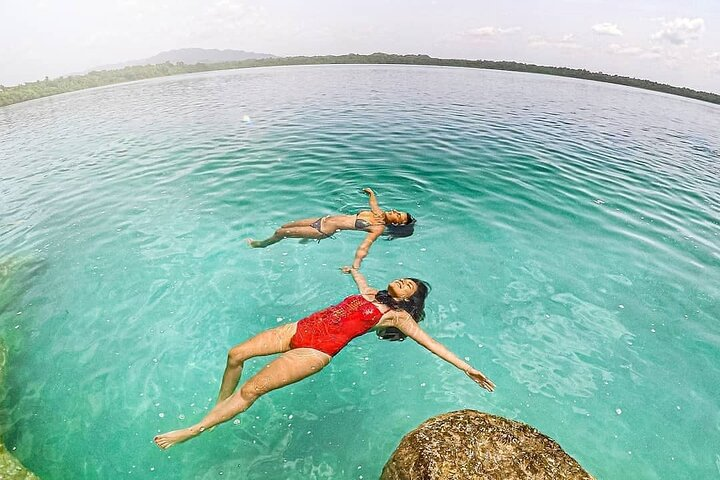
xmin=280 ymin=218 xmax=319 ymax=228
xmin=153 ymin=348 xmax=330 ymax=449
xmin=217 ymin=323 xmax=297 ymax=403
xmin=248 ymin=226 xmax=330 ymax=248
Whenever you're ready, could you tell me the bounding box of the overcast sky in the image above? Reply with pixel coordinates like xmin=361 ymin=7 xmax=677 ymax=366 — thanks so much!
xmin=2 ymin=0 xmax=719 ymax=93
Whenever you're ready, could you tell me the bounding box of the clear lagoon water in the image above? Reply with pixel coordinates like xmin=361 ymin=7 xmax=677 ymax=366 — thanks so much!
xmin=0 ymin=65 xmax=719 ymax=479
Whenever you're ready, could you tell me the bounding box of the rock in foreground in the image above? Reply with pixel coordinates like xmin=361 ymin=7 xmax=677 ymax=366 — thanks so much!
xmin=0 ymin=443 xmax=39 ymax=480
xmin=0 ymin=340 xmax=40 ymax=480
xmin=381 ymin=409 xmax=594 ymax=480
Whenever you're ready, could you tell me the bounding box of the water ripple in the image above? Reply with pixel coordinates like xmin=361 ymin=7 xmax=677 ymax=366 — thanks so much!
xmin=0 ymin=65 xmax=718 ymax=480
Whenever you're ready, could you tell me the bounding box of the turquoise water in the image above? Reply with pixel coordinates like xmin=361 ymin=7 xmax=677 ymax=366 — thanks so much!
xmin=0 ymin=65 xmax=719 ymax=479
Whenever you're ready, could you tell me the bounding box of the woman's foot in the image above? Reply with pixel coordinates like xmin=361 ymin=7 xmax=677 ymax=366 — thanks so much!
xmin=247 ymin=238 xmax=272 ymax=248
xmin=153 ymin=427 xmax=201 ymax=450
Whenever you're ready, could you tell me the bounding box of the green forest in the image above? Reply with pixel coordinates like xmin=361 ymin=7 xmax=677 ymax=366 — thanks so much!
xmin=1 ymin=53 xmax=719 ymax=107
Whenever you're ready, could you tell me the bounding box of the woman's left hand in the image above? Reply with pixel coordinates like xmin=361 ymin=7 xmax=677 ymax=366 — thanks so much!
xmin=465 ymin=368 xmax=495 ymax=392
xmin=340 ymin=266 xmax=354 ymax=274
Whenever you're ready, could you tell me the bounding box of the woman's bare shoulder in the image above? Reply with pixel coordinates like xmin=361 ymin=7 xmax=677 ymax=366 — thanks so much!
xmin=360 ymin=289 xmax=379 ymax=301
xmin=377 ymin=309 xmax=413 ymax=327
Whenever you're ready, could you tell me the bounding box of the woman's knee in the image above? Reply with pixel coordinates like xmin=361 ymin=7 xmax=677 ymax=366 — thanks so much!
xmin=239 ymin=380 xmax=268 ymax=403
xmin=275 ymin=226 xmax=291 ymax=235
xmin=227 ymin=345 xmax=248 ymax=367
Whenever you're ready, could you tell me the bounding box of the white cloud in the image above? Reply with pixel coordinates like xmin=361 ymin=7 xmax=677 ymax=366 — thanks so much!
xmin=464 ymin=26 xmax=521 ymax=38
xmin=709 ymin=52 xmax=720 ymax=73
xmin=651 ymin=17 xmax=705 ymax=45
xmin=528 ymin=34 xmax=581 ymax=50
xmin=607 ymin=43 xmax=662 ymax=60
xmin=608 ymin=44 xmax=642 ymax=55
xmin=592 ymin=23 xmax=623 ymax=36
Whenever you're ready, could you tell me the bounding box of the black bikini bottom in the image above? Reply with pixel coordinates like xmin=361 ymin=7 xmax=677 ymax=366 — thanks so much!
xmin=310 ymin=216 xmax=332 ymax=239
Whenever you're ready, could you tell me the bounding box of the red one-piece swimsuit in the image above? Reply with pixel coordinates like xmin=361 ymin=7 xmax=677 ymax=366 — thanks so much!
xmin=290 ymin=294 xmax=384 ymax=356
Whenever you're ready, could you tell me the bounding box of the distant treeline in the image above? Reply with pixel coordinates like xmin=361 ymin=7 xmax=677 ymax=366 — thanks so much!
xmin=1 ymin=53 xmax=719 ymax=107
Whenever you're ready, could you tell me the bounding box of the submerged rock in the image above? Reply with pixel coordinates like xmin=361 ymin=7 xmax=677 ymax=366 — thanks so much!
xmin=0 ymin=339 xmax=5 ymax=386
xmin=381 ymin=409 xmax=594 ymax=480
xmin=0 ymin=256 xmax=42 ymax=316
xmin=0 ymin=443 xmax=39 ymax=480
xmin=0 ymin=340 xmax=40 ymax=480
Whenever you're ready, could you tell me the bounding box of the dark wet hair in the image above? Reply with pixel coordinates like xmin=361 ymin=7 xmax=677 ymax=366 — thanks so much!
xmin=374 ymin=278 xmax=430 ymax=341
xmin=384 ymin=213 xmax=415 ymax=240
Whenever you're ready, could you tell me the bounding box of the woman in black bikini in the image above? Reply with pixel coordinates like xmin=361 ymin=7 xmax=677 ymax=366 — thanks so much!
xmin=247 ymin=188 xmax=415 ymax=269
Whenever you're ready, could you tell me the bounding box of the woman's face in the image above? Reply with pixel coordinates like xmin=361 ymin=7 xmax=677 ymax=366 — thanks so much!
xmin=388 ymin=278 xmax=418 ymax=300
xmin=385 ymin=209 xmax=409 ymax=225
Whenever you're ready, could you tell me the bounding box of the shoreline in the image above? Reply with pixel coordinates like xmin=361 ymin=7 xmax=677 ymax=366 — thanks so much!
xmin=1 ymin=53 xmax=718 ymax=108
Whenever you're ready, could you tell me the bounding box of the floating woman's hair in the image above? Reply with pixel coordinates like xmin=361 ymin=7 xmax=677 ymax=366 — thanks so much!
xmin=374 ymin=278 xmax=431 ymax=341
xmin=384 ymin=213 xmax=416 ymax=240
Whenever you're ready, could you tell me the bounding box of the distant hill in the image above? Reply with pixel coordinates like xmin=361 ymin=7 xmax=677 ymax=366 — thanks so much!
xmin=95 ymin=48 xmax=275 ymax=70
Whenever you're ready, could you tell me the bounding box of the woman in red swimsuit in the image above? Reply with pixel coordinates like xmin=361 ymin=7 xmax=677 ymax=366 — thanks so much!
xmin=247 ymin=188 xmax=415 ymax=269
xmin=153 ymin=269 xmax=494 ymax=450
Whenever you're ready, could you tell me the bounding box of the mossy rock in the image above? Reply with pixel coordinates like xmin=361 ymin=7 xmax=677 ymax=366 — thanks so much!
xmin=381 ymin=409 xmax=594 ymax=480
xmin=0 ymin=443 xmax=39 ymax=480
xmin=0 ymin=338 xmax=6 ymax=386
xmin=0 ymin=256 xmax=40 ymax=316
xmin=0 ymin=340 xmax=40 ymax=480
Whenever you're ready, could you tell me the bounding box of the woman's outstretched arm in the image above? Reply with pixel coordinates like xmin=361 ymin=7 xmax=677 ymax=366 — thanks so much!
xmin=341 ymin=266 xmax=376 ymax=295
xmin=363 ymin=188 xmax=383 ymax=215
xmin=390 ymin=312 xmax=495 ymax=392
xmin=352 ymin=228 xmax=383 ymax=269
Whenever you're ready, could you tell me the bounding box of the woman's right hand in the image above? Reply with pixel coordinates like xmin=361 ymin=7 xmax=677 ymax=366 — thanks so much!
xmin=465 ymin=368 xmax=495 ymax=392
xmin=340 ymin=266 xmax=354 ymax=274
xmin=362 ymin=187 xmax=375 ymax=196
